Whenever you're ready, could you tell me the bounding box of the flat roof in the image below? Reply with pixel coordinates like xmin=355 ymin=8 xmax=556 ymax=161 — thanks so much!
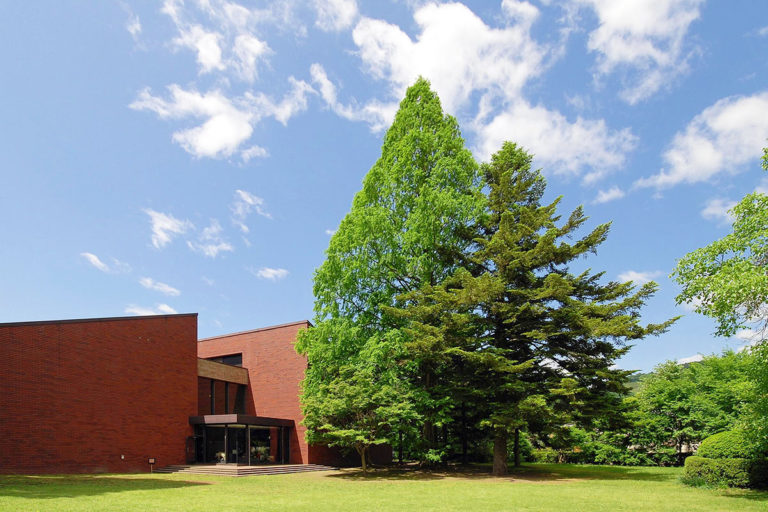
xmin=198 ymin=320 xmax=312 ymax=342
xmin=0 ymin=313 xmax=198 ymax=328
xmin=189 ymin=414 xmax=294 ymax=427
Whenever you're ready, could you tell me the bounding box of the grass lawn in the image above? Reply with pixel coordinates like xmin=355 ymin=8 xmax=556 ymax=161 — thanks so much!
xmin=0 ymin=463 xmax=766 ymax=512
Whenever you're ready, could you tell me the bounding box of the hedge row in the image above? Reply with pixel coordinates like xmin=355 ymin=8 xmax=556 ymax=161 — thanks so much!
xmin=683 ymin=456 xmax=768 ymax=488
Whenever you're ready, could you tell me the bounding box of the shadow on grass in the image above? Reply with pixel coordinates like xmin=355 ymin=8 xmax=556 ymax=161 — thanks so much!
xmin=0 ymin=475 xmax=209 ymax=500
xmin=327 ymin=463 xmax=672 ymax=483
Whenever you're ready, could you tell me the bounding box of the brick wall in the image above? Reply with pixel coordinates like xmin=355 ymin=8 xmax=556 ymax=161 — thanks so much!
xmin=0 ymin=314 xmax=198 ymax=474
xmin=197 ymin=321 xmax=312 ymax=464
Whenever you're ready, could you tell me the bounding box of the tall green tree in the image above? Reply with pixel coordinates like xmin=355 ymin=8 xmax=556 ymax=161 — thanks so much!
xmin=632 ymin=352 xmax=754 ymax=464
xmin=391 ymin=142 xmax=675 ymax=475
xmin=672 ymin=145 xmax=768 ymax=455
xmin=296 ymin=78 xmax=485 ymax=468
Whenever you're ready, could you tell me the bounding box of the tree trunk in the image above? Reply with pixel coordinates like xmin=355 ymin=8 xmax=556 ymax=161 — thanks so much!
xmin=461 ymin=405 xmax=468 ymax=466
xmin=356 ymin=445 xmax=368 ymax=473
xmin=513 ymin=428 xmax=521 ymax=467
xmin=398 ymin=431 xmax=403 ymax=465
xmin=492 ymin=429 xmax=508 ymax=476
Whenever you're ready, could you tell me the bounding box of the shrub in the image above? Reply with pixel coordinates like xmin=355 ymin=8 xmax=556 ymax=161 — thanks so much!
xmin=697 ymin=430 xmax=754 ymax=459
xmin=531 ymin=448 xmax=558 ymax=463
xmin=683 ymin=456 xmax=768 ymax=489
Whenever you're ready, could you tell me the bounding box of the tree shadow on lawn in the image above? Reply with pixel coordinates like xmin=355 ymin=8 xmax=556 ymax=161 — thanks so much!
xmin=0 ymin=474 xmax=209 ymax=500
xmin=327 ymin=463 xmax=671 ymax=483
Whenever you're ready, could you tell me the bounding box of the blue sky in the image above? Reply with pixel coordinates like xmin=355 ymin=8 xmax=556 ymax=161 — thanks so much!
xmin=1 ymin=1 xmax=767 ymax=371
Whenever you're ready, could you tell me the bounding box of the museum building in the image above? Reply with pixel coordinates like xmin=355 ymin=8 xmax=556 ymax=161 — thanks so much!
xmin=0 ymin=313 xmax=389 ymax=474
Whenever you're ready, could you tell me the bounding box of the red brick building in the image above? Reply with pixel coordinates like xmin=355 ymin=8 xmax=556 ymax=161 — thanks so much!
xmin=0 ymin=314 xmax=390 ymax=474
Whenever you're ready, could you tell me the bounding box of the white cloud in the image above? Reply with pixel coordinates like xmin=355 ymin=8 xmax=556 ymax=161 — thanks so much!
xmin=325 ymin=229 xmax=337 ymax=235
xmin=617 ymin=270 xmax=662 ymax=284
xmin=144 ymin=209 xmax=193 ymax=249
xmin=677 ymin=353 xmax=704 ymax=365
xmin=573 ymin=0 xmax=704 ymax=104
xmin=139 ymin=277 xmax=181 ymax=297
xmin=231 ymin=189 xmax=271 ymax=233
xmin=700 ymin=198 xmax=736 ymax=225
xmin=187 ymin=219 xmax=234 ymax=258
xmin=241 ymin=145 xmax=269 ymax=162
xmin=352 ymin=2 xmax=546 ymax=114
xmin=80 ymin=252 xmax=110 ymax=272
xmin=735 ymin=329 xmax=763 ymax=352
xmin=131 ymin=86 xmax=254 ymax=159
xmin=131 ymin=80 xmax=313 ymax=159
xmin=232 ymin=34 xmax=271 ymax=82
xmin=756 ymin=178 xmax=768 ymax=195
xmin=161 ymin=0 xmax=275 ymax=81
xmin=593 ymin=186 xmax=625 ymax=204
xmin=125 ymin=303 xmax=178 ymax=316
xmin=202 ymin=276 xmax=215 ymax=286
xmin=249 ymin=266 xmax=289 ymax=281
xmin=328 ymin=2 xmax=635 ymax=180
xmin=81 ymin=253 xmax=132 ymax=273
xmin=679 ymin=295 xmax=703 ymax=313
xmin=313 ymin=0 xmax=358 ymax=32
xmin=636 ymin=91 xmax=768 ymax=189
xmin=126 ymin=13 xmax=142 ymax=40
xmin=476 ymin=101 xmax=636 ymax=180
xmin=173 ymin=24 xmax=225 ymax=73
xmin=758 ymin=25 xmax=768 ymax=37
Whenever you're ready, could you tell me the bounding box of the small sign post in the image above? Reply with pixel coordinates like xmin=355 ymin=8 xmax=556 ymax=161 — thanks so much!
xmin=148 ymin=457 xmax=156 ymax=473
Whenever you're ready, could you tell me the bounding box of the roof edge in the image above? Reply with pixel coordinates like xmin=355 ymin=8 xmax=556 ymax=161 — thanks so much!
xmin=198 ymin=320 xmax=312 ymax=342
xmin=0 ymin=313 xmax=198 ymax=328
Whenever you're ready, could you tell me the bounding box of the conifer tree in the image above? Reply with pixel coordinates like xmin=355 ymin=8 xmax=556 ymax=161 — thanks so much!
xmin=391 ymin=142 xmax=676 ymax=475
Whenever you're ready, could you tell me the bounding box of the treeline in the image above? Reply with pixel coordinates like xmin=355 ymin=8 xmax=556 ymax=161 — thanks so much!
xmin=529 ymin=350 xmax=756 ymax=466
xmin=295 ymin=79 xmax=676 ymax=474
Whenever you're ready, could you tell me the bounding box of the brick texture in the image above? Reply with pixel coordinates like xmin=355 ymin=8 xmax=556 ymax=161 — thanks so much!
xmin=0 ymin=314 xmax=198 ymax=474
xmin=197 ymin=321 xmax=392 ymax=467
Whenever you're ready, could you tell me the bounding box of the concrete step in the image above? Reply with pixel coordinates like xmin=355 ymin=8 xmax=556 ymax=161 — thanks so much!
xmin=154 ymin=464 xmax=337 ymax=477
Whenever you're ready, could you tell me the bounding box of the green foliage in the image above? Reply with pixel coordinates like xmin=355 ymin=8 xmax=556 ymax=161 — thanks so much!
xmin=389 ymin=142 xmax=674 ymax=473
xmin=682 ymin=456 xmax=767 ymax=489
xmin=631 ymin=352 xmax=754 ymax=462
xmin=297 ymin=78 xmax=484 ymax=469
xmin=530 ymin=448 xmax=558 ymax=463
xmin=671 ymin=146 xmax=768 ymax=458
xmin=697 ymin=431 xmax=755 ymax=460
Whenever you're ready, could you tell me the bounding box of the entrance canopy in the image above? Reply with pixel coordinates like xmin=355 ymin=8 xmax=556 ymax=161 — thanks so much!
xmin=190 ymin=414 xmax=293 ymax=427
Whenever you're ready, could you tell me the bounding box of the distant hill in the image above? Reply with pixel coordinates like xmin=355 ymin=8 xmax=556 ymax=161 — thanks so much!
xmin=627 ymin=372 xmax=651 ymax=394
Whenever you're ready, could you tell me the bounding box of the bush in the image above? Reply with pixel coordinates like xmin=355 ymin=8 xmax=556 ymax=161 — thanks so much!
xmin=531 ymin=448 xmax=558 ymax=463
xmin=683 ymin=456 xmax=768 ymax=489
xmin=697 ymin=430 xmax=754 ymax=459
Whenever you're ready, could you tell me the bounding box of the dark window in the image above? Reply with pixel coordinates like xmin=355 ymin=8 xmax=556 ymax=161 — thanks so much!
xmin=207 ymin=353 xmax=242 ymax=367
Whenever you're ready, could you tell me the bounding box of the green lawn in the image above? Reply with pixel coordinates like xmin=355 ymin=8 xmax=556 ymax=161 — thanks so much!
xmin=0 ymin=464 xmax=765 ymax=512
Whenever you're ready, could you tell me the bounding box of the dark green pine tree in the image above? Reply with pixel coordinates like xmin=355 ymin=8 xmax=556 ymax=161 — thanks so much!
xmin=296 ymin=78 xmax=485 ymax=470
xmin=391 ymin=142 xmax=677 ymax=475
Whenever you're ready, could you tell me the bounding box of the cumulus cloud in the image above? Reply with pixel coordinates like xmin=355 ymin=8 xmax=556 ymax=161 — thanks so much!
xmin=636 ymin=91 xmax=768 ymax=189
xmin=130 ymin=79 xmax=313 ymax=159
xmin=241 ymin=145 xmax=269 ymax=162
xmin=144 ymin=209 xmax=193 ymax=249
xmin=231 ymin=189 xmax=271 ymax=233
xmin=700 ymin=198 xmax=736 ymax=225
xmin=325 ymin=229 xmax=337 ymax=235
xmin=139 ymin=277 xmax=181 ymax=297
xmin=593 ymin=186 xmax=626 ymax=204
xmin=249 ymin=266 xmax=289 ymax=281
xmin=617 ymin=270 xmax=662 ymax=284
xmin=572 ymin=0 xmax=704 ymax=104
xmin=313 ymin=0 xmax=358 ymax=31
xmin=310 ymin=2 xmax=635 ymax=181
xmin=125 ymin=303 xmax=178 ymax=316
xmin=477 ymin=101 xmax=637 ymax=179
xmin=161 ymin=0 xmax=275 ymax=82
xmin=187 ymin=219 xmax=234 ymax=258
